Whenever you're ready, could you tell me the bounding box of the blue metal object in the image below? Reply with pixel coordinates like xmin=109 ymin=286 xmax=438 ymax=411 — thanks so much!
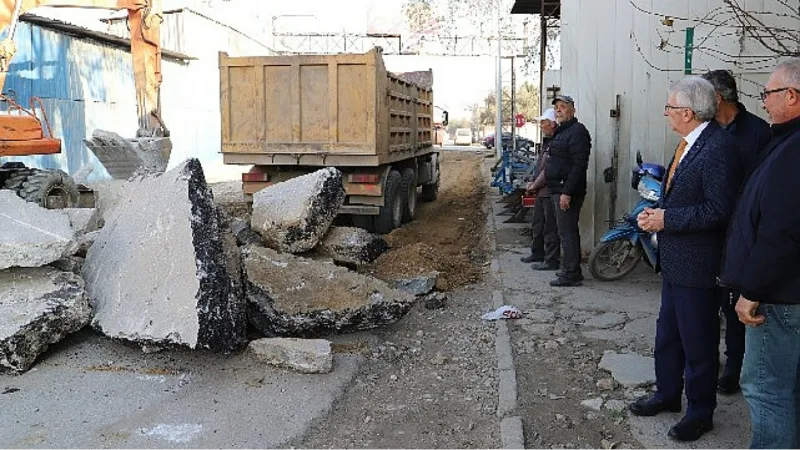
xmin=598 ymin=172 xmax=661 ymax=269
xmin=491 ymin=143 xmax=535 ymax=195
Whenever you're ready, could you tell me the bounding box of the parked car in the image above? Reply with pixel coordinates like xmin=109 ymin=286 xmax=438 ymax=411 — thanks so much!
xmin=455 ymin=128 xmax=473 ymax=145
xmin=482 ymin=132 xmax=534 ymax=151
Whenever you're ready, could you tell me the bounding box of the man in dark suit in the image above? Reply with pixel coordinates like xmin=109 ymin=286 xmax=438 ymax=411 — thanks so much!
xmin=719 ymin=58 xmax=800 ymax=449
xmin=628 ymin=76 xmax=743 ymax=442
xmin=702 ymin=69 xmax=772 ymax=395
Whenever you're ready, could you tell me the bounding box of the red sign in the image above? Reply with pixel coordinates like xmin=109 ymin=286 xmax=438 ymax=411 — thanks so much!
xmin=515 ymin=114 xmax=526 ymax=128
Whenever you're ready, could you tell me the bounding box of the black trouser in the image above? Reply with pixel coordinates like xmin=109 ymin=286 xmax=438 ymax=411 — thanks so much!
xmin=530 ymin=195 xmax=560 ymax=264
xmin=551 ymin=194 xmax=584 ymax=279
xmin=529 ymin=195 xmax=545 ymax=260
xmin=720 ymin=287 xmax=745 ymax=375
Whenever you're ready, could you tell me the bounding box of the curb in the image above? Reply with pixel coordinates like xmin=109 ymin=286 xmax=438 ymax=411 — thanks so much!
xmin=481 ymin=157 xmax=525 ymax=449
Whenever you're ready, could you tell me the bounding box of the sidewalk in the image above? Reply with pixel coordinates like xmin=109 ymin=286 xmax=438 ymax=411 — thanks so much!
xmin=486 ymin=180 xmax=750 ymax=449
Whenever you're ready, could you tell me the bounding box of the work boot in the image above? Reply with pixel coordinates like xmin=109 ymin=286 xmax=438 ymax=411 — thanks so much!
xmin=520 ymin=254 xmax=543 ymax=263
xmin=532 ymin=261 xmax=560 ymax=271
xmin=550 ymin=276 xmax=582 ymax=287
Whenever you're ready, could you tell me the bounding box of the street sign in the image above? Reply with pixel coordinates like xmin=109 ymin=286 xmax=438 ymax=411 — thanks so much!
xmin=684 ymin=27 xmax=694 ymax=75
xmin=515 ymin=114 xmax=526 ymax=128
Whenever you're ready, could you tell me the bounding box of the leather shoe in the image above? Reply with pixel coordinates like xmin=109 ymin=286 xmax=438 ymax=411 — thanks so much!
xmin=550 ymin=276 xmax=582 ymax=287
xmin=533 ymin=261 xmax=560 ymax=271
xmin=668 ymin=417 xmax=714 ymax=442
xmin=520 ymin=254 xmax=543 ymax=263
xmin=717 ymin=372 xmax=741 ymax=395
xmin=628 ymin=395 xmax=681 ymax=417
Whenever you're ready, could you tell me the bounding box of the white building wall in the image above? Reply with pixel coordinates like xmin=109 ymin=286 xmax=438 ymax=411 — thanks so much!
xmin=558 ymin=0 xmax=798 ymax=252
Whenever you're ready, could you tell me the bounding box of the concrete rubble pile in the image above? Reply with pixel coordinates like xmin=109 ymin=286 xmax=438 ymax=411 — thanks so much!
xmin=0 ymin=191 xmax=95 ymax=373
xmin=0 ymin=164 xmax=423 ymax=374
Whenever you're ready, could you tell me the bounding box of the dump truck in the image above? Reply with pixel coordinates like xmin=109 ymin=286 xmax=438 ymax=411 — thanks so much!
xmin=218 ymin=47 xmax=447 ymax=234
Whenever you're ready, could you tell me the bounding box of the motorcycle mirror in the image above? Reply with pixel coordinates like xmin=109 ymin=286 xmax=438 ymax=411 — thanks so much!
xmin=636 ymin=151 xmax=643 ymax=166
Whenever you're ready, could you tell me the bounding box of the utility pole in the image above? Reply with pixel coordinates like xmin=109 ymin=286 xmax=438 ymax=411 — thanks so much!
xmin=495 ymin=0 xmax=503 ymax=160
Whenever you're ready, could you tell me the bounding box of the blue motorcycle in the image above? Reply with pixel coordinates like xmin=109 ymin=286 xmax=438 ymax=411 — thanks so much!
xmin=588 ymin=151 xmax=665 ymax=281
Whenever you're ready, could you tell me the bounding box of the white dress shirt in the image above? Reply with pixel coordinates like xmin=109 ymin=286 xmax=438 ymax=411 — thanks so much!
xmin=678 ymin=121 xmax=710 ymax=165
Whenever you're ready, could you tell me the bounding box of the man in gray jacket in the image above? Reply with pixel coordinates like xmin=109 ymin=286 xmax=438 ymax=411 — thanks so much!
xmin=521 ymin=108 xmax=560 ymax=269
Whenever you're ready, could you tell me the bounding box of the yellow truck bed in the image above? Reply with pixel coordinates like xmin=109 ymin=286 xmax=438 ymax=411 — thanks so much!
xmin=219 ymin=48 xmax=436 ymax=167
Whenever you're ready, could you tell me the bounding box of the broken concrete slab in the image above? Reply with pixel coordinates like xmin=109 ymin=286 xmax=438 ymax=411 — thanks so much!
xmin=249 ymin=338 xmax=333 ymax=374
xmin=63 ymin=208 xmax=100 ymax=236
xmin=0 ymin=190 xmax=76 ymax=270
xmin=580 ymin=397 xmax=603 ymax=411
xmin=229 ymin=217 xmax=265 ymax=247
xmin=598 ymin=351 xmax=656 ymax=388
xmin=50 ymin=256 xmax=84 ymax=275
xmin=82 ymin=159 xmax=246 ymax=352
xmin=583 ymin=312 xmax=627 ymax=329
xmin=0 ymin=267 xmax=91 ymax=372
xmin=424 ymin=292 xmax=448 ymax=310
xmin=74 ymin=230 xmax=100 ymax=258
xmin=388 ymin=272 xmax=438 ymax=296
xmin=250 ymin=168 xmax=345 ymax=254
xmin=244 ymin=246 xmax=415 ymax=337
xmin=316 ymin=226 xmax=388 ymax=266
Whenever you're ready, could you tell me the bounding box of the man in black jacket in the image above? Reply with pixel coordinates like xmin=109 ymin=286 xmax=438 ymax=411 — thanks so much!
xmin=719 ymin=58 xmax=800 ymax=449
xmin=544 ymin=95 xmax=591 ymax=286
xmin=702 ymin=69 xmax=772 ymax=395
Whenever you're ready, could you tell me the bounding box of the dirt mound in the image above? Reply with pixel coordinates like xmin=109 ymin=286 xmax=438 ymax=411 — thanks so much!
xmin=364 ymin=151 xmax=489 ymax=290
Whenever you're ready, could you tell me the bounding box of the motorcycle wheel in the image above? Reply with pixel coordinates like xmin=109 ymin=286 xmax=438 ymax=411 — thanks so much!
xmin=588 ymin=239 xmax=644 ymax=281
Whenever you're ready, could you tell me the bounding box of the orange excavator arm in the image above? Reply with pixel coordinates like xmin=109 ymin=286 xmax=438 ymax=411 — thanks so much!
xmin=0 ymin=0 xmax=167 ymax=138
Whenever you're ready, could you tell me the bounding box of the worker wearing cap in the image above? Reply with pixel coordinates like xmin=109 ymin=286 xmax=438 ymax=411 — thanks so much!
xmin=544 ymin=95 xmax=592 ymax=286
xmin=521 ymin=107 xmax=561 ymax=270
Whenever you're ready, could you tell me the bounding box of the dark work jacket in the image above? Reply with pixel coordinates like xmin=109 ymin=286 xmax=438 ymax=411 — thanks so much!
xmin=544 ymin=117 xmax=592 ymax=196
xmin=723 ymin=102 xmax=772 ymax=182
xmin=529 ymin=136 xmax=553 ymax=197
xmin=658 ymin=122 xmax=743 ymax=289
xmin=719 ymin=116 xmax=800 ymax=304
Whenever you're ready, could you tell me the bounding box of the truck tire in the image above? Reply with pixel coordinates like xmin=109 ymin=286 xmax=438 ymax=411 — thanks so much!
xmin=3 ymin=168 xmax=79 ymax=209
xmin=420 ymin=171 xmax=439 ymax=202
xmin=400 ymin=167 xmax=417 ymax=223
xmin=374 ymin=170 xmax=402 ymax=234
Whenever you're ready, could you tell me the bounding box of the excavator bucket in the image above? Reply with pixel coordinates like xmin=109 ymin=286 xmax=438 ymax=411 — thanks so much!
xmin=84 ymin=129 xmax=171 ymax=179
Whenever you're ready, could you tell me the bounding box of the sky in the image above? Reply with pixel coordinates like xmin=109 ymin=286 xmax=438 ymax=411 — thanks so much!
xmin=28 ymin=0 xmax=543 ymax=121
xmin=258 ymin=0 xmax=540 ymax=120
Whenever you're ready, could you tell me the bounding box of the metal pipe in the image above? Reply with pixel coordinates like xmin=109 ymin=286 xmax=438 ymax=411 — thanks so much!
xmin=495 ymin=0 xmax=502 ymax=160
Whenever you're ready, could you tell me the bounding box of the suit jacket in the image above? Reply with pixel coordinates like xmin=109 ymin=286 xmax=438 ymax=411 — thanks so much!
xmin=658 ymin=121 xmax=743 ymax=289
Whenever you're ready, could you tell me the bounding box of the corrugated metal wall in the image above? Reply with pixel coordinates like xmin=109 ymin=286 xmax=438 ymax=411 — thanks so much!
xmin=1 ymin=22 xmax=138 ymax=180
xmin=1 ymin=9 xmax=270 ymax=182
xmin=558 ymin=0 xmax=797 ymax=251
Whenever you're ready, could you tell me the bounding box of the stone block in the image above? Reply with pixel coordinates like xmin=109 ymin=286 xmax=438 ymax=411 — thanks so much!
xmin=250 ymin=168 xmax=345 ymax=253
xmin=316 ymin=226 xmax=388 ymax=266
xmin=0 ymin=191 xmax=76 ymax=270
xmin=244 ymin=246 xmax=414 ymax=336
xmin=249 ymin=338 xmax=332 ymax=374
xmin=82 ymin=159 xmax=246 ymax=351
xmin=0 ymin=268 xmax=91 ymax=372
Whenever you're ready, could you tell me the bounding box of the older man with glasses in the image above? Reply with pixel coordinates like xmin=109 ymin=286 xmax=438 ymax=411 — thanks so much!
xmin=629 ymin=76 xmax=743 ymax=442
xmin=719 ymin=58 xmax=800 ymax=449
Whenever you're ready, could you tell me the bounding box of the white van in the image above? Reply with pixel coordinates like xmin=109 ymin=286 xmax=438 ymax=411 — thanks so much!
xmin=455 ymin=128 xmax=472 ymax=146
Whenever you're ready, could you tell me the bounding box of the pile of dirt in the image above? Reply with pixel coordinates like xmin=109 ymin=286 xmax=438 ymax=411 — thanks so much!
xmin=364 ymin=151 xmax=489 ymax=290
